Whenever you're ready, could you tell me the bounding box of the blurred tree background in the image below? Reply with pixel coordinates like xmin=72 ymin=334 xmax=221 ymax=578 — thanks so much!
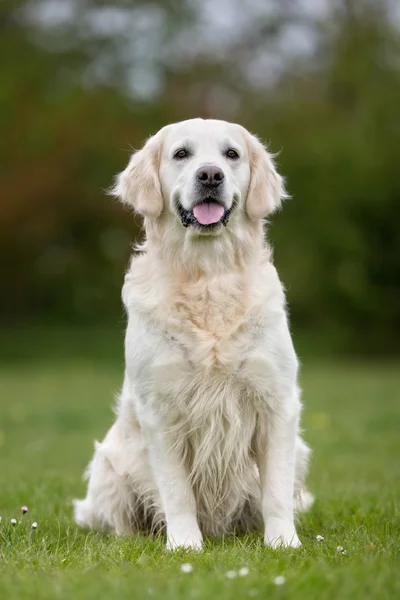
xmin=1 ymin=0 xmax=399 ymax=354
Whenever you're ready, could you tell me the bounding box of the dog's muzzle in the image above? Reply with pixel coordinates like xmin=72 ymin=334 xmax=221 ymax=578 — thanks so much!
xmin=178 ymin=198 xmax=232 ymax=229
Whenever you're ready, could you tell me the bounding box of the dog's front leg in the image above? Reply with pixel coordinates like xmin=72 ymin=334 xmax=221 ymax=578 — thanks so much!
xmin=257 ymin=397 xmax=301 ymax=548
xmin=143 ymin=426 xmax=203 ymax=551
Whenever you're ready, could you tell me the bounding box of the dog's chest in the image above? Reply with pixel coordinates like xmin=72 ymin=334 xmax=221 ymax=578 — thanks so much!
xmin=125 ymin=266 xmax=284 ymax=402
xmin=165 ymin=280 xmax=258 ymax=373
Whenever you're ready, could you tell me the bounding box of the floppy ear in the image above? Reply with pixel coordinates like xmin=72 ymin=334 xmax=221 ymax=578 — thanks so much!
xmin=109 ymin=133 xmax=163 ymax=218
xmin=245 ymin=132 xmax=288 ymax=221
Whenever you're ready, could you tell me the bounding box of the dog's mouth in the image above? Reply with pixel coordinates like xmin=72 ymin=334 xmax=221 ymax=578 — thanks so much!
xmin=177 ymin=198 xmax=233 ymax=230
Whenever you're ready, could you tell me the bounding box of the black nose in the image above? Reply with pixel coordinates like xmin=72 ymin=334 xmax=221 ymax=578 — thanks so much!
xmin=196 ymin=165 xmax=225 ymax=187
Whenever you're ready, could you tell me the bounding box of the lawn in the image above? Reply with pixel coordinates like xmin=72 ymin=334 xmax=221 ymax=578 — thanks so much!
xmin=0 ymin=328 xmax=399 ymax=599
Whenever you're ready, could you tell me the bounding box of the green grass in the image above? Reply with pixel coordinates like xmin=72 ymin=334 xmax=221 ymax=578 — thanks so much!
xmin=0 ymin=330 xmax=399 ymax=599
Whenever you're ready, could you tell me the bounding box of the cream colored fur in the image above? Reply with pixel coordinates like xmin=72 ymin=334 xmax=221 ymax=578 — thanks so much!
xmin=74 ymin=118 xmax=313 ymax=550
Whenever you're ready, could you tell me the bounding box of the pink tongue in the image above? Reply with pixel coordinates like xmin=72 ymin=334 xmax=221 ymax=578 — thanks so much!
xmin=193 ymin=202 xmax=225 ymax=225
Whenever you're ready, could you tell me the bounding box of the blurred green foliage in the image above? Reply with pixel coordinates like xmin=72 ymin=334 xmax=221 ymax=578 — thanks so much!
xmin=1 ymin=0 xmax=399 ymax=353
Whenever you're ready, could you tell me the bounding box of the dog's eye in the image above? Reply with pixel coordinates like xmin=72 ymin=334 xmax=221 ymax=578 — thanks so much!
xmin=225 ymin=148 xmax=239 ymax=160
xmin=174 ymin=148 xmax=189 ymax=159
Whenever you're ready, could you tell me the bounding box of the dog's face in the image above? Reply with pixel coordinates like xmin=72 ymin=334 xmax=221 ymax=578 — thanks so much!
xmin=111 ymin=119 xmax=286 ymax=236
xmin=159 ymin=120 xmax=251 ymax=234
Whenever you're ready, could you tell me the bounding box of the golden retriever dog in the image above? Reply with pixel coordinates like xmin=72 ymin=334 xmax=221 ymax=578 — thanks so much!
xmin=74 ymin=118 xmax=313 ymax=549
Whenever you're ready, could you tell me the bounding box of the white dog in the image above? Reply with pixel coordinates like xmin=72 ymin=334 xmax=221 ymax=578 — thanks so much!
xmin=74 ymin=118 xmax=313 ymax=550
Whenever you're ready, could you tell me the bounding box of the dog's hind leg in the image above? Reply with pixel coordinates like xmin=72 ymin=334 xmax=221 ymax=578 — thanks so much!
xmin=74 ymin=411 xmax=159 ymax=536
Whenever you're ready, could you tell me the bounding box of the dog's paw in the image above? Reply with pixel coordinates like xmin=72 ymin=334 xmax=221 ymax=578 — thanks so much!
xmin=166 ymin=532 xmax=203 ymax=551
xmin=264 ymin=517 xmax=301 ymax=549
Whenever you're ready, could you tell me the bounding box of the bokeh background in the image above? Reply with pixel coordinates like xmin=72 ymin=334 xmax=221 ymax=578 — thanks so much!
xmin=2 ymin=0 xmax=399 ymax=356
xmin=1 ymin=4 xmax=400 ymax=596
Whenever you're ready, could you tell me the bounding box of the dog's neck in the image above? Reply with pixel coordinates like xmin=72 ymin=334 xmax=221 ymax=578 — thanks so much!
xmin=141 ymin=217 xmax=270 ymax=281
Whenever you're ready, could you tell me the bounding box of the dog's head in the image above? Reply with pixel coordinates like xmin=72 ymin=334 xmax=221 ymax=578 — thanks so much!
xmin=110 ymin=119 xmax=287 ymax=237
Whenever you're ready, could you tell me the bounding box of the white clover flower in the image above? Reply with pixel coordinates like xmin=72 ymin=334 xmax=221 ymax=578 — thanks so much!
xmin=225 ymin=570 xmax=237 ymax=579
xmin=11 ymin=518 xmax=17 ymax=525
xmin=337 ymin=545 xmax=344 ymax=552
xmin=238 ymin=567 xmax=249 ymax=577
xmin=180 ymin=563 xmax=193 ymax=574
xmin=274 ymin=576 xmax=286 ymax=586
xmin=21 ymin=506 xmax=28 ymax=514
xmin=31 ymin=522 xmax=38 ymax=529
xmin=316 ymin=535 xmax=324 ymax=541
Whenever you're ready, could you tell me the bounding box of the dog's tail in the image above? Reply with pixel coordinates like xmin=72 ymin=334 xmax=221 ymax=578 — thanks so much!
xmin=295 ymin=489 xmax=315 ymax=513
